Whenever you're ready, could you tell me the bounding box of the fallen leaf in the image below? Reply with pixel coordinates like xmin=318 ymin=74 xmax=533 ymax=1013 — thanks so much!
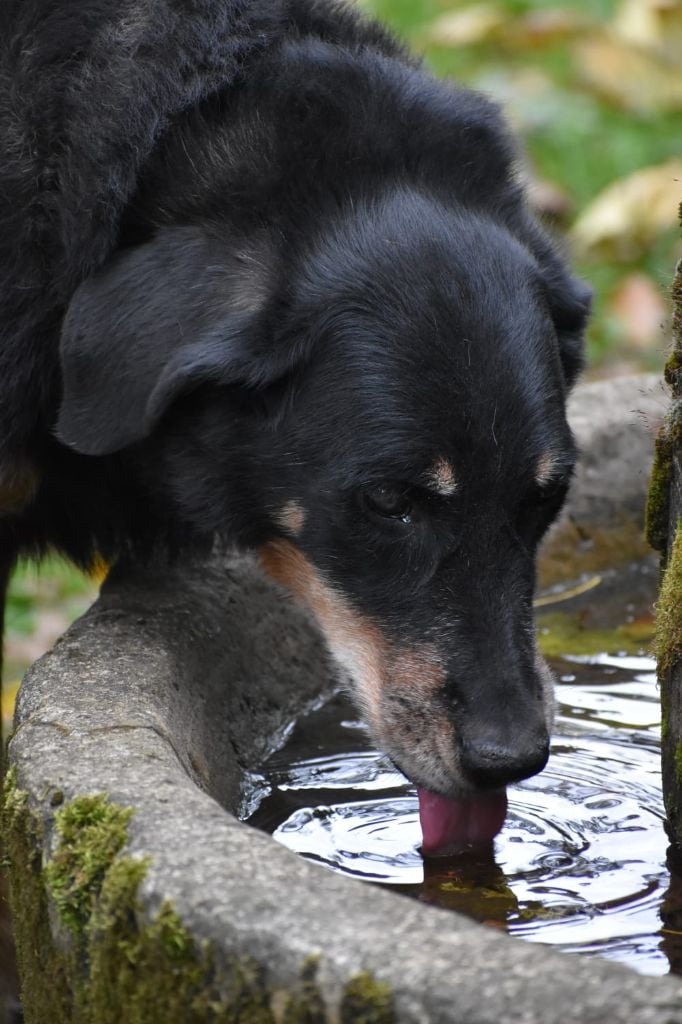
xmin=571 ymin=160 xmax=682 ymax=261
xmin=1 ymin=680 xmax=19 ymax=726
xmin=426 ymin=4 xmax=505 ymax=47
xmin=614 ymin=0 xmax=682 ymax=64
xmin=509 ymin=8 xmax=592 ymax=49
xmin=609 ymin=273 xmax=668 ymax=350
xmin=576 ymin=36 xmax=682 ymax=112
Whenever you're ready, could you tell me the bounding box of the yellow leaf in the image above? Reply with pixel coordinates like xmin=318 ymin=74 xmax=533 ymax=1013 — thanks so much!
xmin=1 ymin=680 xmax=20 ymax=725
xmin=576 ymin=35 xmax=682 ymax=112
xmin=571 ymin=160 xmax=682 ymax=261
xmin=614 ymin=0 xmax=682 ymax=64
xmin=425 ymin=4 xmax=505 ymax=47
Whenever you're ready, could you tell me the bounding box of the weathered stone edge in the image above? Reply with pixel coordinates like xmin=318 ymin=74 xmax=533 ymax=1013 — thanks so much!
xmin=5 ymin=556 xmax=682 ymax=1023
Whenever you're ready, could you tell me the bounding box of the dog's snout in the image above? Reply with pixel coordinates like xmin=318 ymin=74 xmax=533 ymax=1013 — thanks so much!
xmin=460 ymin=730 xmax=550 ymax=789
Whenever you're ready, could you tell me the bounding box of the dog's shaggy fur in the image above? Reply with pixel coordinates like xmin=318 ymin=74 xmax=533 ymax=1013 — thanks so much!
xmin=0 ymin=0 xmax=590 ymax=798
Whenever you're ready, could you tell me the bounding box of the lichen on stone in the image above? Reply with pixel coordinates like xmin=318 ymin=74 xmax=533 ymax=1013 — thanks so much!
xmin=655 ymin=519 xmax=682 ymax=677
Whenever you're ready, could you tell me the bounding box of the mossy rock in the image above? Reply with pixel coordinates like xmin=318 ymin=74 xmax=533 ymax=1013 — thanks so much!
xmin=1 ymin=774 xmax=396 ymax=1024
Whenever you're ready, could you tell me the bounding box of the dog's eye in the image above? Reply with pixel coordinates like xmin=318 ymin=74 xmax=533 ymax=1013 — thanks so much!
xmin=363 ymin=485 xmax=413 ymax=522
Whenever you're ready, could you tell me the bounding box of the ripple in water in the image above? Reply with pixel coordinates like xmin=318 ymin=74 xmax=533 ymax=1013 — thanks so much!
xmin=247 ymin=654 xmax=680 ymax=976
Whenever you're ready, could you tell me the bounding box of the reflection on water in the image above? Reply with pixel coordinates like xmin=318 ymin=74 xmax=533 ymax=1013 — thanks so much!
xmin=247 ymin=653 xmax=682 ymax=976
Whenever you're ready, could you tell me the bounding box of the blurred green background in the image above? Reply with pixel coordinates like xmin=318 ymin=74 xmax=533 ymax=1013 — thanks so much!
xmin=3 ymin=0 xmax=682 ymax=722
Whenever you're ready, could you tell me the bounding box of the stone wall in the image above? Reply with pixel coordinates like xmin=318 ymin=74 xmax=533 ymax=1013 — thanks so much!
xmin=649 ymin=257 xmax=682 ymax=844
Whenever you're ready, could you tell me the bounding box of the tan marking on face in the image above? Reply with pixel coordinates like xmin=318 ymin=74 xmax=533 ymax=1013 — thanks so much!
xmin=535 ymin=453 xmax=559 ymax=487
xmin=259 ymin=540 xmax=384 ymax=715
xmin=0 ymin=460 xmax=39 ymax=515
xmin=429 ymin=457 xmax=457 ymax=496
xmin=274 ymin=500 xmax=306 ymax=536
xmin=259 ymin=540 xmax=462 ymax=793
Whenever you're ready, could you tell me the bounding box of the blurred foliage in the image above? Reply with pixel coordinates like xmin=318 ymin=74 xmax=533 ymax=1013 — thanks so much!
xmin=3 ymin=560 xmax=96 ymax=721
xmin=365 ymin=0 xmax=682 ymax=373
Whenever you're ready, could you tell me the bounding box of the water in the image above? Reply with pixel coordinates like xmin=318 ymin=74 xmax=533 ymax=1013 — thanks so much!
xmin=247 ymin=653 xmax=682 ymax=976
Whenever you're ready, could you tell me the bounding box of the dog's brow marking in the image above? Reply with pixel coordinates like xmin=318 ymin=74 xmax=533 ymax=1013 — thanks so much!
xmin=535 ymin=453 xmax=560 ymax=486
xmin=428 ymin=457 xmax=457 ymax=496
xmin=274 ymin=500 xmax=306 ymax=535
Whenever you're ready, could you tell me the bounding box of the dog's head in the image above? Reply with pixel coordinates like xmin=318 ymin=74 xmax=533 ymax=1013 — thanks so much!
xmin=57 ymin=189 xmax=590 ymax=836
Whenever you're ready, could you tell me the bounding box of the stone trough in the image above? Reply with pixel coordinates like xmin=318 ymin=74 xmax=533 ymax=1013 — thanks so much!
xmin=5 ymin=374 xmax=682 ymax=1024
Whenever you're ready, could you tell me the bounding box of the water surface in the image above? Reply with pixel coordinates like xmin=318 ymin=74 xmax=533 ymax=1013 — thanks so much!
xmin=248 ymin=653 xmax=682 ymax=976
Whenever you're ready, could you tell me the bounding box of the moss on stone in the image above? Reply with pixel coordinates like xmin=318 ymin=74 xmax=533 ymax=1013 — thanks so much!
xmin=85 ymin=856 xmax=274 ymax=1024
xmin=1 ymin=782 xmax=280 ymax=1024
xmin=339 ymin=973 xmax=394 ymax=1024
xmin=1 ymin=769 xmax=73 ymax=1024
xmin=655 ymin=520 xmax=682 ymax=677
xmin=2 ymin=782 xmax=396 ymax=1024
xmin=45 ymin=794 xmax=134 ymax=934
xmin=646 ymin=424 xmax=674 ymax=554
xmin=282 ymin=955 xmax=326 ymax=1024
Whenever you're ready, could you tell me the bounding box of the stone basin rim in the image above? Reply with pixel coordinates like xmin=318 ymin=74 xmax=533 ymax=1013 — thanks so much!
xmin=6 ymin=550 xmax=682 ymax=1024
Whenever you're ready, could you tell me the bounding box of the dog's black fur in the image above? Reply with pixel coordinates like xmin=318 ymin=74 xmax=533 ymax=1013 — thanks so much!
xmin=0 ymin=0 xmax=590 ymax=798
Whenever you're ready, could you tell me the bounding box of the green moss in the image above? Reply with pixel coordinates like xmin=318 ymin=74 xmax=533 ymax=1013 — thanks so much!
xmin=665 ymin=347 xmax=682 ymax=399
xmin=0 ymin=769 xmax=73 ymax=1024
xmin=645 ymin=424 xmax=674 ymax=553
xmin=655 ymin=520 xmax=682 ymax=677
xmin=1 ymin=782 xmax=279 ymax=1024
xmin=1 ymin=781 xmax=398 ymax=1024
xmin=537 ymin=611 xmax=654 ymax=659
xmin=85 ymin=857 xmax=274 ymax=1024
xmin=45 ymin=794 xmax=134 ymax=934
xmin=340 ymin=973 xmax=394 ymax=1024
xmin=649 ymin=257 xmax=682 ymax=552
xmin=2 ymin=782 xmax=399 ymax=1024
xmin=283 ymin=956 xmax=326 ymax=1024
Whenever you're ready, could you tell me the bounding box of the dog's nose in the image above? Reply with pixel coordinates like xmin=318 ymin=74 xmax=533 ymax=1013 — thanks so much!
xmin=460 ymin=732 xmax=550 ymax=789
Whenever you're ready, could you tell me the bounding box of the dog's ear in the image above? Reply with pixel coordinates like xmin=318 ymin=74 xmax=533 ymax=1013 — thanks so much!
xmin=57 ymin=226 xmax=280 ymax=456
xmin=541 ymin=268 xmax=591 ymax=390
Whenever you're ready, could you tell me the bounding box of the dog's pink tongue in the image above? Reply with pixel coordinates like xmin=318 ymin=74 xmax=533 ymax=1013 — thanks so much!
xmin=417 ymin=787 xmax=508 ymax=857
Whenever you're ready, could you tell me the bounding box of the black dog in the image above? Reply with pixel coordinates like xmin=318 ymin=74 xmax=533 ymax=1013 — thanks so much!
xmin=0 ymin=0 xmax=589 ymax=852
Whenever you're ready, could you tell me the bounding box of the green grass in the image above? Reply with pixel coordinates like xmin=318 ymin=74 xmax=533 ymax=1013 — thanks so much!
xmin=3 ymin=558 xmax=97 ymax=698
xmin=6 ymin=558 xmax=93 ymax=639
